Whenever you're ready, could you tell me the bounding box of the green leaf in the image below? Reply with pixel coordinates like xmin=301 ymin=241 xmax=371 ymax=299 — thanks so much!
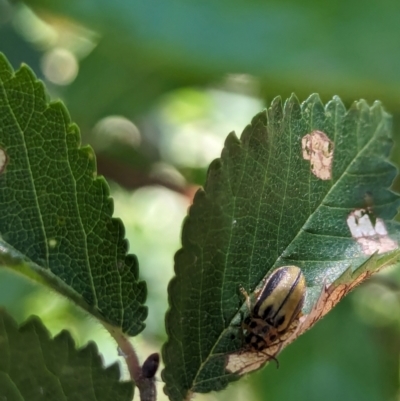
xmin=22 ymin=0 xmax=400 ymax=111
xmin=162 ymin=94 xmax=400 ymax=400
xmin=0 ymin=309 xmax=133 ymax=401
xmin=0 ymin=52 xmax=147 ymax=336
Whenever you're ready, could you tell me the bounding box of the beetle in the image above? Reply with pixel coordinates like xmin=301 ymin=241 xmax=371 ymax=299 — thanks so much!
xmin=241 ymin=265 xmax=306 ymax=354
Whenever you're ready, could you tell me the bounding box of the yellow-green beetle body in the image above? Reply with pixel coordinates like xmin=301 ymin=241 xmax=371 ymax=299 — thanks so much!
xmin=242 ymin=265 xmax=306 ymax=351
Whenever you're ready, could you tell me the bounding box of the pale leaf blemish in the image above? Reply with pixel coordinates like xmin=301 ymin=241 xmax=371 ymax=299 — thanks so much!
xmin=0 ymin=147 xmax=8 ymax=174
xmin=48 ymin=238 xmax=57 ymax=248
xmin=301 ymin=130 xmax=334 ymax=180
xmin=226 ymin=350 xmax=268 ymax=375
xmin=347 ymin=209 xmax=397 ymax=255
xmin=225 ymin=339 xmax=284 ymax=375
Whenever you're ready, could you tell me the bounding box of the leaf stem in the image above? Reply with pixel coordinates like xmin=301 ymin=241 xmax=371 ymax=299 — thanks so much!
xmin=105 ymin=323 xmax=158 ymax=401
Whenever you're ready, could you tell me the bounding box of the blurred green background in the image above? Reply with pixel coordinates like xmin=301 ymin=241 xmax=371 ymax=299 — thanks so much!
xmin=1 ymin=0 xmax=400 ymax=400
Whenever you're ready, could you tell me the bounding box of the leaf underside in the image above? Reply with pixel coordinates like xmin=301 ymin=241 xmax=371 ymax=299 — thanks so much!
xmin=162 ymin=94 xmax=400 ymax=400
xmin=0 ymin=53 xmax=146 ymax=335
xmin=0 ymin=309 xmax=133 ymax=401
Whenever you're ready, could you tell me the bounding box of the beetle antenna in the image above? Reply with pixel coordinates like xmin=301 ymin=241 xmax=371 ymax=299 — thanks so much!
xmin=260 ymin=350 xmax=280 ymax=369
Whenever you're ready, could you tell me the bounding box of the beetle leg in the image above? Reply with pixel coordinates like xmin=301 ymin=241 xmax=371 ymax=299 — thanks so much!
xmin=239 ymin=285 xmax=252 ymax=311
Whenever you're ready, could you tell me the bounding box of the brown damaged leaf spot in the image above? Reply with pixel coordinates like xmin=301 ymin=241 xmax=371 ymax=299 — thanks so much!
xmin=302 ymin=130 xmax=334 ymax=180
xmin=225 ymin=269 xmax=374 ymax=376
xmin=347 ymin=209 xmax=398 ymax=255
xmin=286 ymin=269 xmax=373 ymax=344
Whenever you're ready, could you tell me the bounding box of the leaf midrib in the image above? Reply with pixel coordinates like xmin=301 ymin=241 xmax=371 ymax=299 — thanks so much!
xmin=0 ymin=74 xmax=50 ymax=267
xmin=0 ymin=70 xmax=99 ymax=308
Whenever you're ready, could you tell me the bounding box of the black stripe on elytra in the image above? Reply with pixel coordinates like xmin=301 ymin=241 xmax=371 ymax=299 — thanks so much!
xmin=253 ymin=268 xmax=287 ymax=316
xmin=256 ymin=269 xmax=302 ymax=323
